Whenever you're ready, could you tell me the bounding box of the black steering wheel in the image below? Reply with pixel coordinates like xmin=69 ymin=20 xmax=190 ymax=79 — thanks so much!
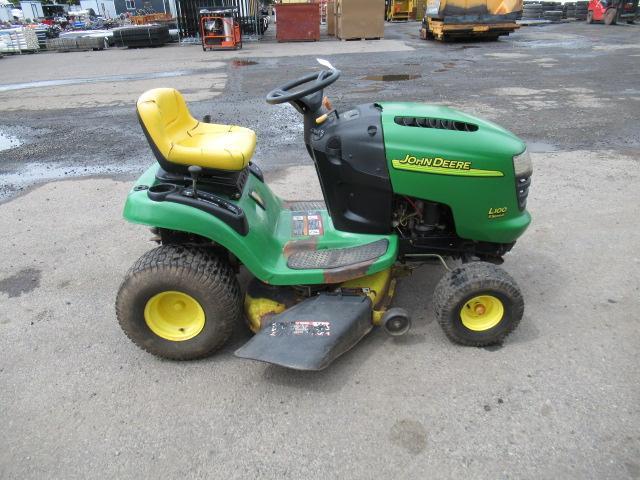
xmin=266 ymin=69 xmax=341 ymax=105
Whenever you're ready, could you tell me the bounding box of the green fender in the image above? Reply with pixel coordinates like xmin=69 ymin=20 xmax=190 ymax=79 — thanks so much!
xmin=123 ymin=165 xmax=398 ymax=285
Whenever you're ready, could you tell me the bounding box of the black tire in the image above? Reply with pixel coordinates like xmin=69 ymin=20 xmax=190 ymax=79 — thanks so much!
xmin=587 ymin=10 xmax=594 ymax=23
xmin=433 ymin=262 xmax=524 ymax=346
xmin=116 ymin=245 xmax=241 ymax=360
xmin=604 ymin=7 xmax=618 ymax=24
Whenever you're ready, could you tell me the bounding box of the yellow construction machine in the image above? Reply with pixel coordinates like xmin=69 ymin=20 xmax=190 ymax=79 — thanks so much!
xmin=420 ymin=0 xmax=522 ymax=41
xmin=387 ymin=0 xmax=415 ymax=21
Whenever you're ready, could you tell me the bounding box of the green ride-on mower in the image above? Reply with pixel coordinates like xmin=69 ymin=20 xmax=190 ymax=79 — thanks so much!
xmin=116 ymin=59 xmax=532 ymax=370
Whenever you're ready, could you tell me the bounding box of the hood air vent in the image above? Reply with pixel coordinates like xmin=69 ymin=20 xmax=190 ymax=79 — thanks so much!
xmin=394 ymin=116 xmax=478 ymax=132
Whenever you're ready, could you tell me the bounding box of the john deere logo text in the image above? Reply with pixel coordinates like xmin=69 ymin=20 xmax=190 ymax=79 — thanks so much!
xmin=398 ymin=155 xmax=472 ymax=171
xmin=392 ymin=154 xmax=504 ymax=177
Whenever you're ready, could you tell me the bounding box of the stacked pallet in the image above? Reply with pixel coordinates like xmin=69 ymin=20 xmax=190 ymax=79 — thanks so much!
xmin=35 ymin=26 xmax=50 ymax=49
xmin=46 ymin=36 xmax=107 ymax=52
xmin=0 ymin=27 xmax=40 ymax=53
xmin=112 ymin=25 xmax=170 ymax=48
xmin=0 ymin=33 xmax=18 ymax=53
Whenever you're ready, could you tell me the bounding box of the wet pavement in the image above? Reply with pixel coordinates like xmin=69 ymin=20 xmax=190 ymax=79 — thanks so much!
xmin=1 ymin=22 xmax=639 ymax=201
xmin=0 ymin=130 xmax=21 ymax=152
xmin=1 ymin=20 xmax=640 ymax=480
xmin=0 ymin=69 xmax=207 ymax=92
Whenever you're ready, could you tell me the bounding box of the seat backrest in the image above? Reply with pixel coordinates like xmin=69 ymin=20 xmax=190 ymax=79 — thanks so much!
xmin=136 ymin=88 xmax=195 ymax=162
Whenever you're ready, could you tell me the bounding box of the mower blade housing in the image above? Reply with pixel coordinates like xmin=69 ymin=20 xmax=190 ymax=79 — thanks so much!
xmin=235 ymin=293 xmax=372 ymax=371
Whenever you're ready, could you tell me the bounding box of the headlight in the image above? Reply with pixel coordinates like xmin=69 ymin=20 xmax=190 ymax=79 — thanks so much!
xmin=513 ymin=149 xmax=533 ymax=177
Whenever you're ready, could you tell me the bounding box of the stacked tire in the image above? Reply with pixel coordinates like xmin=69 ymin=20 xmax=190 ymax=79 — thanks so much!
xmin=543 ymin=9 xmax=564 ymax=21
xmin=112 ymin=25 xmax=170 ymax=48
xmin=564 ymin=2 xmax=577 ymax=18
xmin=575 ymin=0 xmax=589 ymax=20
xmin=522 ymin=2 xmax=543 ymax=19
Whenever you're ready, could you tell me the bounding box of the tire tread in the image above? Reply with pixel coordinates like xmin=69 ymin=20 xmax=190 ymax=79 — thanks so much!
xmin=116 ymin=245 xmax=241 ymax=360
xmin=433 ymin=262 xmax=524 ymax=346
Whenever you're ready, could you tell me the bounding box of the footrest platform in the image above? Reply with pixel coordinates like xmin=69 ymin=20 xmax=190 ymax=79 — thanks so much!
xmin=287 ymin=239 xmax=389 ymax=270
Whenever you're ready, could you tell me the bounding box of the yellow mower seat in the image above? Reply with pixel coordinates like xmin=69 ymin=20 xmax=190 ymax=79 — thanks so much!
xmin=137 ymin=88 xmax=256 ymax=172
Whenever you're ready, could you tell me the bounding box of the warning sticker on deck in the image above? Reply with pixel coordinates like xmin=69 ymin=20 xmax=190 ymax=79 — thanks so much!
xmin=291 ymin=211 xmax=324 ymax=237
xmin=269 ymin=321 xmax=331 ymax=337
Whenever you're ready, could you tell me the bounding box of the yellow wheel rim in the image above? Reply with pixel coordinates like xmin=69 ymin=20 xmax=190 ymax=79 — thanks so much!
xmin=144 ymin=291 xmax=205 ymax=341
xmin=460 ymin=295 xmax=504 ymax=332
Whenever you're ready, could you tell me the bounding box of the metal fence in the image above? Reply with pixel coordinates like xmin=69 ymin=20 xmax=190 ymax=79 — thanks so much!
xmin=175 ymin=0 xmax=261 ymax=40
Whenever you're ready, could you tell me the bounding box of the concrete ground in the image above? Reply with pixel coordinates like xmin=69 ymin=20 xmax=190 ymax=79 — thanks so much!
xmin=1 ymin=21 xmax=639 ymax=479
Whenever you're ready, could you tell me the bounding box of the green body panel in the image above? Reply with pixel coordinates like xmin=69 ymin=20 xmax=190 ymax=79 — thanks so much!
xmin=123 ymin=165 xmax=398 ymax=285
xmin=379 ymin=102 xmax=531 ymax=244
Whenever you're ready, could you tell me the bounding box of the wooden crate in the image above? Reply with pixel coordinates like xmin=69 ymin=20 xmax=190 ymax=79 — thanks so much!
xmin=327 ymin=1 xmax=336 ymax=35
xmin=336 ymin=0 xmax=384 ymax=40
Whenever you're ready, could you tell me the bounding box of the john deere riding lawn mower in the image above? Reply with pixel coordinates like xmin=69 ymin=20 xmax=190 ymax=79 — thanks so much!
xmin=115 ymin=60 xmax=533 ymax=370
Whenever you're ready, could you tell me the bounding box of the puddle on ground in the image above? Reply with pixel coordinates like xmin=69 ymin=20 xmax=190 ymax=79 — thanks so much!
xmin=0 ymin=161 xmax=144 ymax=202
xmin=0 ymin=70 xmax=203 ymax=93
xmin=0 ymin=131 xmax=22 ymax=152
xmin=231 ymin=60 xmax=258 ymax=67
xmin=511 ymin=39 xmax=587 ymax=50
xmin=364 ymin=74 xmax=421 ymax=82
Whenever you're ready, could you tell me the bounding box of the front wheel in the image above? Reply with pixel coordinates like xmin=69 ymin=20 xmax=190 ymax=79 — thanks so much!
xmin=433 ymin=262 xmax=524 ymax=346
xmin=115 ymin=245 xmax=242 ymax=360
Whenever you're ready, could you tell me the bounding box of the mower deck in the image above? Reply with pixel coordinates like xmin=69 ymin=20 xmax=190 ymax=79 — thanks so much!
xmin=235 ymin=293 xmax=373 ymax=371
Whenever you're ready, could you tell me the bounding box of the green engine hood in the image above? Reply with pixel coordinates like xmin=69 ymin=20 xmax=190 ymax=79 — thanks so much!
xmin=379 ymin=102 xmax=526 ymax=160
xmin=379 ymin=102 xmax=530 ymax=244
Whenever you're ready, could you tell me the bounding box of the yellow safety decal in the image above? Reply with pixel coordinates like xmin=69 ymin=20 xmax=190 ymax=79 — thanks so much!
xmin=392 ymin=155 xmax=504 ymax=177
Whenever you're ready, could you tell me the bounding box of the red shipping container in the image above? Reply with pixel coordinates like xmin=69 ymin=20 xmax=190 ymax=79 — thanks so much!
xmin=276 ymin=3 xmax=320 ymax=42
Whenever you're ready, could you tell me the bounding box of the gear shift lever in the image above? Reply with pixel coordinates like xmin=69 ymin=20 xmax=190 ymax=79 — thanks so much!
xmin=188 ymin=165 xmax=202 ymax=199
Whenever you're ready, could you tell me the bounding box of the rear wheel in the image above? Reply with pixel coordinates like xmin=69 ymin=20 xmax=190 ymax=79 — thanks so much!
xmin=604 ymin=7 xmax=618 ymax=24
xmin=433 ymin=262 xmax=524 ymax=346
xmin=586 ymin=10 xmax=594 ymax=23
xmin=116 ymin=245 xmax=241 ymax=360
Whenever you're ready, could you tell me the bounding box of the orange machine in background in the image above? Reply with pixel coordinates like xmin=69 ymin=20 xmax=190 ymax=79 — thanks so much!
xmin=200 ymin=8 xmax=242 ymax=50
xmin=131 ymin=13 xmax=173 ymax=25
